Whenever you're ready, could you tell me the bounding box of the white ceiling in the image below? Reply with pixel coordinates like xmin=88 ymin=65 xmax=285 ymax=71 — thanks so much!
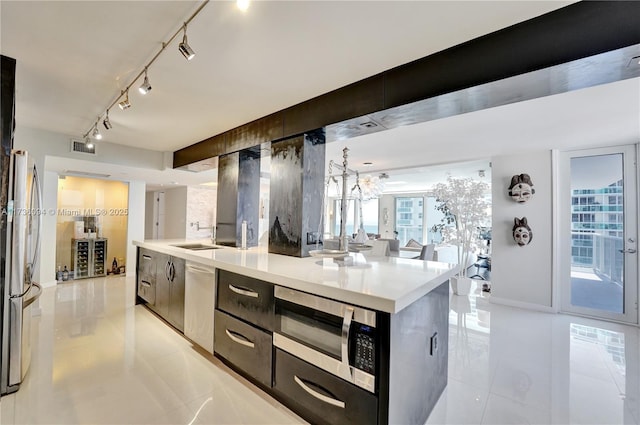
xmin=2 ymin=0 xmax=577 ymax=152
xmin=2 ymin=1 xmax=638 ymax=191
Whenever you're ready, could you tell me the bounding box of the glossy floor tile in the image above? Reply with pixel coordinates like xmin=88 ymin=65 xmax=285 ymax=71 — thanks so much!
xmin=1 ymin=276 xmax=639 ymax=425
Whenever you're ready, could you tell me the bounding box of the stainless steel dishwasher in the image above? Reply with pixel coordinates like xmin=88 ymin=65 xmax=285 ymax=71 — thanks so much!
xmin=184 ymin=262 xmax=216 ymax=354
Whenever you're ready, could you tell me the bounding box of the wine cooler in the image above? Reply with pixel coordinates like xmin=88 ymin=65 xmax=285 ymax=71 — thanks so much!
xmin=72 ymin=238 xmax=107 ymax=279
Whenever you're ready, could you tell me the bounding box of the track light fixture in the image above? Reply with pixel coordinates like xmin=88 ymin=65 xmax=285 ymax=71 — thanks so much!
xmin=103 ymin=110 xmax=112 ymax=130
xmin=92 ymin=124 xmax=102 ymax=140
xmin=118 ymin=90 xmax=131 ymax=110
xmin=139 ymin=68 xmax=152 ymax=94
xmin=80 ymin=0 xmax=210 ymax=140
xmin=178 ymin=24 xmax=196 ymax=61
xmin=85 ymin=137 xmax=94 ymax=150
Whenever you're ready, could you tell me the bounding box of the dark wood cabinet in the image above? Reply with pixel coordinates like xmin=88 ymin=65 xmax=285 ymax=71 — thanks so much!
xmin=217 ymin=270 xmax=274 ymax=331
xmin=274 ymin=349 xmax=378 ymax=425
xmin=214 ymin=310 xmax=273 ymax=387
xmin=137 ymin=250 xmax=185 ymax=333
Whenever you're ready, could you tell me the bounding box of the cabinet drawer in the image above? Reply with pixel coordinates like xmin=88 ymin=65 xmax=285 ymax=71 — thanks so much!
xmin=137 ymin=275 xmax=155 ymax=305
xmin=274 ymin=349 xmax=378 ymax=425
xmin=217 ymin=270 xmax=274 ymax=330
xmin=138 ymin=248 xmax=156 ymax=278
xmin=214 ymin=310 xmax=273 ymax=388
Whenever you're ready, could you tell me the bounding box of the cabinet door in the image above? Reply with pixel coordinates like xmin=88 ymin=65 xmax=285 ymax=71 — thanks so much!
xmin=273 ymin=349 xmax=378 ymax=425
xmin=168 ymin=257 xmax=185 ymax=332
xmin=217 ymin=270 xmax=274 ymax=330
xmin=214 ymin=310 xmax=273 ymax=388
xmin=153 ymin=253 xmax=170 ymax=318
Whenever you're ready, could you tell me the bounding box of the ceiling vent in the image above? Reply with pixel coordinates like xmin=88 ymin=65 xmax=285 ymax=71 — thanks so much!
xmin=70 ymin=138 xmax=96 ymax=155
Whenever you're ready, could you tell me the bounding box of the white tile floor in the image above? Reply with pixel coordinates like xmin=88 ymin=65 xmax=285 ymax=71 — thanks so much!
xmin=1 ymin=276 xmax=639 ymax=425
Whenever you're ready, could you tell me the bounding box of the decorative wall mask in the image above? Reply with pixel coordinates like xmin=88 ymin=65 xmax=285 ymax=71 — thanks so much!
xmin=512 ymin=217 xmax=533 ymax=246
xmin=508 ymin=174 xmax=535 ymax=203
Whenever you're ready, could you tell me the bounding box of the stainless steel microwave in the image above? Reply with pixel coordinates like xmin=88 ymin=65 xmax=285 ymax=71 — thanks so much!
xmin=273 ymin=286 xmax=377 ymax=393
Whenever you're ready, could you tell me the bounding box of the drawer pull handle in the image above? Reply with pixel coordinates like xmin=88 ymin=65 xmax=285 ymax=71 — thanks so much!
xmin=142 ymin=255 xmax=152 ymax=260
xmin=225 ymin=329 xmax=255 ymax=348
xmin=140 ymin=280 xmax=152 ymax=287
xmin=228 ymin=284 xmax=259 ymax=298
xmin=294 ymin=376 xmax=345 ymax=409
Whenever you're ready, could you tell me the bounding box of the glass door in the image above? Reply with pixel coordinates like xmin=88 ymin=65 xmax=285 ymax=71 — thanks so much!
xmin=559 ymin=145 xmax=638 ymax=324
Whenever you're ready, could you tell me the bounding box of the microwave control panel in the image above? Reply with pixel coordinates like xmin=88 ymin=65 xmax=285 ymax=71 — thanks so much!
xmin=353 ymin=324 xmax=376 ymax=374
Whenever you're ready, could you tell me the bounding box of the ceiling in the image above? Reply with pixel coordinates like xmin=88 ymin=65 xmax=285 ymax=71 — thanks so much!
xmin=2 ymin=1 xmax=638 ymax=190
xmin=2 ymin=0 xmax=577 ymax=152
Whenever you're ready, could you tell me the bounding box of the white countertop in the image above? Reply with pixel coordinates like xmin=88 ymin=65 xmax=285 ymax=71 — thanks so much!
xmin=133 ymin=239 xmax=459 ymax=314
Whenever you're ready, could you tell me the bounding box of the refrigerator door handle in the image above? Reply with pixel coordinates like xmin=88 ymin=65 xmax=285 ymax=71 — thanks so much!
xmin=27 ymin=164 xmax=43 ymax=281
xmin=9 ymin=281 xmax=33 ymax=299
xmin=22 ymin=282 xmax=42 ymax=309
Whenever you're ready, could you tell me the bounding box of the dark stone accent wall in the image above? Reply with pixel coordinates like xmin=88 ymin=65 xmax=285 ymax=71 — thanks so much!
xmin=216 ymin=148 xmax=261 ymax=247
xmin=269 ymin=130 xmax=325 ymax=257
xmin=216 ymin=152 xmax=239 ymax=246
xmin=173 ymin=1 xmax=640 ymax=168
xmin=236 ymin=147 xmax=260 ymax=247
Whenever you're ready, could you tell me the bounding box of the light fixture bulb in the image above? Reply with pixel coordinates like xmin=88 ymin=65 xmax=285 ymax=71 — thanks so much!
xmin=103 ymin=110 xmax=112 ymax=130
xmin=237 ymin=0 xmax=250 ymax=12
xmin=92 ymin=126 xmax=102 ymax=140
xmin=85 ymin=137 xmax=94 ymax=150
xmin=138 ymin=69 xmax=152 ymax=94
xmin=178 ymin=27 xmax=195 ymax=60
xmin=118 ymin=90 xmax=131 ymax=110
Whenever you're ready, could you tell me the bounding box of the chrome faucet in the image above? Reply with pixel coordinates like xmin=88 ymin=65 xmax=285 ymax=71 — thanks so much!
xmin=192 ymin=221 xmax=216 ymax=245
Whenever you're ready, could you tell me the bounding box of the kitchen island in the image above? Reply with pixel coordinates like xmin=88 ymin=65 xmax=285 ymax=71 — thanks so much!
xmin=133 ymin=239 xmax=458 ymax=425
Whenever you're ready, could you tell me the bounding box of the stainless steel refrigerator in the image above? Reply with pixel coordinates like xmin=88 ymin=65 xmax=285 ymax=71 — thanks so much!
xmin=0 ymin=149 xmax=42 ymax=395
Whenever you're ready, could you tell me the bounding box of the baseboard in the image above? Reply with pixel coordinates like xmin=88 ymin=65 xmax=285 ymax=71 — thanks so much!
xmin=489 ymin=296 xmax=555 ymax=313
xmin=41 ymin=280 xmax=57 ymax=289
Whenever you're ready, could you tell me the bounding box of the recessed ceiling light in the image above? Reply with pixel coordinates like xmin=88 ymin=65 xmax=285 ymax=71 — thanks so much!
xmin=237 ymin=0 xmax=250 ymax=12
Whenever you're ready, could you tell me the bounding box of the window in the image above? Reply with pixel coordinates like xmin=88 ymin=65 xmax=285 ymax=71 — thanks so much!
xmin=395 ymin=197 xmax=424 ymax=246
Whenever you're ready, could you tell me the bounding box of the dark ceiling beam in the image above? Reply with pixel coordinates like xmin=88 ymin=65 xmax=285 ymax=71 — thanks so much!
xmin=173 ymin=1 xmax=640 ymax=169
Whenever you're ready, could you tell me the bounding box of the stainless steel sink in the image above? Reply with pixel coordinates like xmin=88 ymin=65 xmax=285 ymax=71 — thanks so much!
xmin=171 ymin=243 xmax=220 ymax=251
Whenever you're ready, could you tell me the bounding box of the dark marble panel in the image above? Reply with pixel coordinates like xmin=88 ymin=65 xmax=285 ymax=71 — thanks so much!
xmin=387 ymin=281 xmax=449 ymax=425
xmin=269 ymin=131 xmax=325 ymax=257
xmin=237 ymin=147 xmax=260 ymax=247
xmin=216 ymin=152 xmax=239 ymax=246
xmin=269 ymin=136 xmax=303 ymax=257
xmin=300 ymin=130 xmax=325 ymax=257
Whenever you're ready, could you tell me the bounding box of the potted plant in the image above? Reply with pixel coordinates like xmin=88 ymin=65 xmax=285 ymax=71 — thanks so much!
xmin=431 ymin=177 xmax=490 ymax=295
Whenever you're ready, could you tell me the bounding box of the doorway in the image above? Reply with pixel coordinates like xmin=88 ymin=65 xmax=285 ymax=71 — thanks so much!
xmin=558 ymin=145 xmax=638 ymax=324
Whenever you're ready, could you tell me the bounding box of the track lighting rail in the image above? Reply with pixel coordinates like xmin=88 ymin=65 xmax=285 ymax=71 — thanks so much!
xmin=81 ymin=0 xmax=210 ymax=141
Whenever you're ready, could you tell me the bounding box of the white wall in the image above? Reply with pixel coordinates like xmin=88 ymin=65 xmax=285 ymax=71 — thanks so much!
xmin=163 ymin=187 xmax=188 ymax=239
xmin=378 ymin=194 xmax=395 ymax=239
xmin=126 ymin=181 xmax=145 ymax=277
xmin=12 ymin=126 xmax=159 ymax=285
xmin=490 ymin=150 xmax=553 ymax=309
xmin=14 ymin=126 xmax=164 ymax=171
xmin=40 ymin=171 xmax=59 ymax=287
xmin=144 ymin=191 xmax=155 ymax=239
